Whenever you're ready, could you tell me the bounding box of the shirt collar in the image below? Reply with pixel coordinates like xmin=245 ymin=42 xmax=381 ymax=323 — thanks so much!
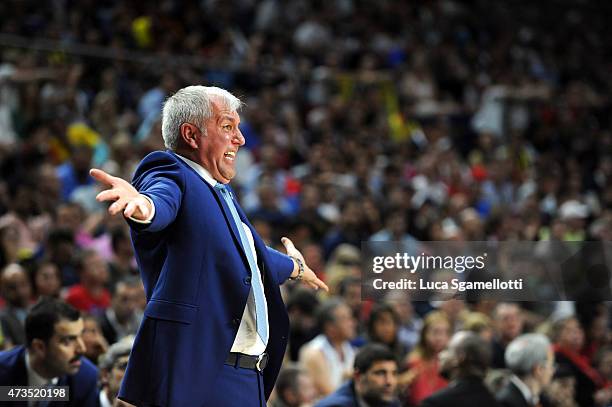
xmin=175 ymin=154 xmax=218 ymax=187
xmin=510 ymin=374 xmax=538 ymax=406
xmin=25 ymin=350 xmax=59 ymax=387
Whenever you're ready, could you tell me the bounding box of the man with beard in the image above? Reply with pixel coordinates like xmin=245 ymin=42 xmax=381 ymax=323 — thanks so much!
xmin=316 ymin=343 xmax=400 ymax=407
xmin=420 ymin=331 xmax=499 ymax=407
xmin=0 ymin=298 xmax=100 ymax=406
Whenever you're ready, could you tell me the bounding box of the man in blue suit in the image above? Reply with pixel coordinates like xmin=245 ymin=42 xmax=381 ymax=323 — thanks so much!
xmin=0 ymin=298 xmax=100 ymax=406
xmin=90 ymin=85 xmax=328 ymax=407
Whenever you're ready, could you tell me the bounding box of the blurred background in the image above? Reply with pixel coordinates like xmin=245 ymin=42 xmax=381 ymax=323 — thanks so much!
xmin=0 ymin=0 xmax=610 ymax=406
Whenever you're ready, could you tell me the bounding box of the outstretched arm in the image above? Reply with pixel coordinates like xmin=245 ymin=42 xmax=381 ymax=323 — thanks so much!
xmin=90 ymin=168 xmax=152 ymax=220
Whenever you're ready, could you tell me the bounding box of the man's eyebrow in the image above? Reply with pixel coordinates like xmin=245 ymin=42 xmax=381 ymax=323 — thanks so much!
xmin=59 ymin=334 xmax=79 ymax=340
xmin=219 ymin=115 xmax=239 ymax=123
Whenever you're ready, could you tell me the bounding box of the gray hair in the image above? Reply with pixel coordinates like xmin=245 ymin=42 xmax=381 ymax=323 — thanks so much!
xmin=98 ymin=335 xmax=135 ymax=370
xmin=161 ymin=85 xmax=243 ymax=150
xmin=505 ymin=333 xmax=551 ymax=377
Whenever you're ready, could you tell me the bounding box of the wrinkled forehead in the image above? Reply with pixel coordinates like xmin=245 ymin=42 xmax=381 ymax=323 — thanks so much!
xmin=210 ymin=97 xmax=240 ymax=120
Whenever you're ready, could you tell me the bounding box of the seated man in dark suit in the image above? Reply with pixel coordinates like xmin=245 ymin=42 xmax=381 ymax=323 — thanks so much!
xmin=420 ymin=331 xmax=499 ymax=407
xmin=98 ymin=277 xmax=142 ymax=346
xmin=0 ymin=298 xmax=100 ymax=406
xmin=496 ymin=333 xmax=555 ymax=407
xmin=316 ymin=343 xmax=400 ymax=407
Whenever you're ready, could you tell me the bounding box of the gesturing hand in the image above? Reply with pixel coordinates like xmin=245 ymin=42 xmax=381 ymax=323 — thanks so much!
xmin=90 ymin=168 xmax=152 ymax=220
xmin=281 ymin=237 xmax=329 ymax=292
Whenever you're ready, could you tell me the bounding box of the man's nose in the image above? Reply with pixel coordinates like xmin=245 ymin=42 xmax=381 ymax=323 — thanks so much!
xmin=75 ymin=337 xmax=86 ymax=354
xmin=234 ymin=129 xmax=245 ymax=146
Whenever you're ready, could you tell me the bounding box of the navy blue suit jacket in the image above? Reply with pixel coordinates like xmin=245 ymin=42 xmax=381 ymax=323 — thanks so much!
xmin=0 ymin=345 xmax=100 ymax=407
xmin=315 ymin=380 xmax=401 ymax=407
xmin=118 ymin=151 xmax=294 ymax=406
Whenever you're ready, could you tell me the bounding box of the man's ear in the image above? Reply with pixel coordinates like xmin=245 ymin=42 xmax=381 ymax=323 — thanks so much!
xmin=180 ymin=123 xmax=199 ymax=149
xmin=30 ymin=338 xmax=46 ymax=357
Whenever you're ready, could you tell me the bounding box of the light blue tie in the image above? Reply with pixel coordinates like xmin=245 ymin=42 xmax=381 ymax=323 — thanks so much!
xmin=215 ymin=183 xmax=268 ymax=344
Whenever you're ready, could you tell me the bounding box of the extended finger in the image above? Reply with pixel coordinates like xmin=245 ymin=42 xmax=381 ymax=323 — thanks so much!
xmin=96 ymin=189 xmax=120 ymax=202
xmin=90 ymin=168 xmax=116 ymax=186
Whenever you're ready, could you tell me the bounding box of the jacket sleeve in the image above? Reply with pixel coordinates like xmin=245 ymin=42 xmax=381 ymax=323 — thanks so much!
xmin=127 ymin=151 xmax=185 ymax=233
xmin=72 ymin=358 xmax=101 ymax=407
xmin=266 ymin=246 xmax=295 ymax=284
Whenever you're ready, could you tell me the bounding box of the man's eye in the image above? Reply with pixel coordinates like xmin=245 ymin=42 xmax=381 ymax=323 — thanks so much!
xmin=223 ymin=125 xmax=232 ymax=130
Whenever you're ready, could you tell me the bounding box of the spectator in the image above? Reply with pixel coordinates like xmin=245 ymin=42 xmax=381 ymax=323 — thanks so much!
xmin=0 ymin=183 xmax=40 ymax=258
xmin=98 ymin=277 xmax=143 ymax=346
xmin=421 ymin=331 xmax=498 ymax=407
xmin=497 ymin=333 xmax=555 ymax=407
xmin=491 ymin=303 xmax=525 ymax=369
xmin=45 ymin=228 xmax=78 ymax=287
xmin=365 ymin=303 xmax=408 ymax=365
xmin=592 ymin=346 xmax=612 ymax=406
xmin=0 ymin=298 xmax=99 ymax=406
xmin=0 ymin=224 xmax=19 ymax=268
xmin=322 ymin=202 xmax=367 ymax=260
xmin=385 ymin=291 xmax=422 ymax=353
xmin=463 ymin=312 xmax=494 ymax=342
xmin=401 ymin=311 xmax=450 ymax=406
xmin=316 ymin=343 xmax=400 ymax=407
xmin=552 ymin=317 xmax=604 ymax=407
xmin=56 ymin=144 xmax=95 ymax=201
xmin=81 ymin=314 xmax=108 ymax=366
xmin=272 ymin=363 xmax=318 ymax=407
xmin=576 ymin=302 xmax=610 ymax=362
xmin=286 ymin=288 xmax=320 ymax=362
xmin=30 ymin=261 xmax=62 ymax=300
xmin=325 ymin=244 xmax=361 ymax=295
xmin=64 ymin=249 xmax=111 ymax=314
xmin=300 ymin=299 xmax=357 ymax=396
xmin=545 ymin=364 xmax=579 ymax=407
xmin=0 ymin=263 xmax=32 ymax=347
xmin=337 ymin=276 xmax=365 ymax=333
xmin=98 ymin=336 xmax=134 ymax=407
xmin=107 ymin=227 xmax=138 ymax=289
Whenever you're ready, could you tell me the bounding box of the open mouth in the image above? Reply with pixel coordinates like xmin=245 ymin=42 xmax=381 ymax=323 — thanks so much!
xmin=224 ymin=151 xmax=236 ymax=161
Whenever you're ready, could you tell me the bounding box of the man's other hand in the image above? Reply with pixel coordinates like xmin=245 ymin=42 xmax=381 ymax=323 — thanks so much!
xmin=281 ymin=237 xmax=329 ymax=292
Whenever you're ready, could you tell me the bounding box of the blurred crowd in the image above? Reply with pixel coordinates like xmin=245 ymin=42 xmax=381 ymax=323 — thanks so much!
xmin=0 ymin=0 xmax=610 ymax=406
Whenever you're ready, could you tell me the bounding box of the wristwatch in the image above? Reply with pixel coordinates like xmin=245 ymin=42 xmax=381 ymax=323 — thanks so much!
xmin=289 ymin=257 xmax=305 ymax=281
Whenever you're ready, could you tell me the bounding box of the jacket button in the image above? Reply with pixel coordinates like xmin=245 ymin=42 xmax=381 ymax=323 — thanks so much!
xmin=243 ymin=277 xmax=251 ymax=285
xmin=232 ymin=318 xmax=240 ymax=326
